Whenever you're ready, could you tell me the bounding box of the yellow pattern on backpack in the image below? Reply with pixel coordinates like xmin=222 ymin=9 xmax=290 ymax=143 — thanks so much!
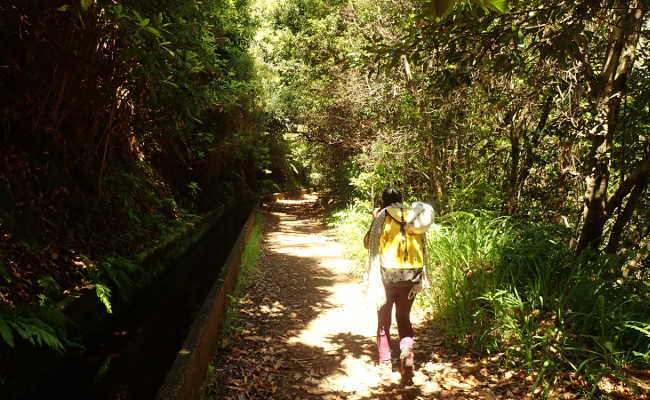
xmin=379 ymin=210 xmax=425 ymax=270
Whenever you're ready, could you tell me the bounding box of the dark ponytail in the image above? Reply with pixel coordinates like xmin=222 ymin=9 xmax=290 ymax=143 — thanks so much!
xmin=381 ymin=187 xmax=402 ymax=209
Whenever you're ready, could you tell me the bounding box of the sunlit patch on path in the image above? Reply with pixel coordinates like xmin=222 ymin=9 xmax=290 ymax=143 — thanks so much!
xmin=201 ymin=194 xmax=588 ymax=400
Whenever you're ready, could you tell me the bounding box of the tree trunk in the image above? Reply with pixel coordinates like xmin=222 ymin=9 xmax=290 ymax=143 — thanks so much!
xmin=605 ymin=169 xmax=649 ymax=254
xmin=505 ymin=110 xmax=522 ymax=215
xmin=576 ymin=1 xmax=646 ymax=252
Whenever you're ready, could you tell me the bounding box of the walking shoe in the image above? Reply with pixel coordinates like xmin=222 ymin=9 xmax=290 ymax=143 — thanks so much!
xmin=399 ymin=348 xmax=414 ymax=385
xmin=378 ymin=360 xmax=393 ymax=381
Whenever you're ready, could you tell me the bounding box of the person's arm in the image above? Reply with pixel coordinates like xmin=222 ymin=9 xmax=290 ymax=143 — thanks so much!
xmin=363 ymin=229 xmax=370 ymax=249
xmin=364 ymin=207 xmax=383 ymax=249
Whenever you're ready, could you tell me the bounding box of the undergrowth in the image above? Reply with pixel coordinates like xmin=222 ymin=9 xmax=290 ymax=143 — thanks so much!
xmin=329 ymin=204 xmax=650 ymax=398
xmin=201 ymin=208 xmax=265 ymax=399
xmin=429 ymin=215 xmax=650 ymax=393
xmin=0 ymin=305 xmax=68 ymax=354
xmin=327 ymin=200 xmax=373 ymax=276
xmin=217 ymin=208 xmax=265 ymax=349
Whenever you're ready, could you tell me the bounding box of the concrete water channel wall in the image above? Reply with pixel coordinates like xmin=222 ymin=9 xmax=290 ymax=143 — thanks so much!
xmin=157 ymin=188 xmax=313 ymax=400
xmin=5 ymin=200 xmax=256 ymax=400
xmin=156 ymin=203 xmax=259 ymax=400
xmin=5 ymin=189 xmax=313 ymax=400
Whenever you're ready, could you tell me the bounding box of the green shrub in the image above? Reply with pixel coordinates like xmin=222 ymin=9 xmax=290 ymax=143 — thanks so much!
xmin=422 ymin=212 xmax=650 ymax=396
xmin=423 ymin=212 xmax=510 ymax=344
xmin=327 ymin=200 xmax=373 ymax=276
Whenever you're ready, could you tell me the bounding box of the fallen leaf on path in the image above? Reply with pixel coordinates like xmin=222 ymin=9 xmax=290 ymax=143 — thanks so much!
xmin=480 ymin=388 xmax=498 ymax=400
xmin=441 ymin=376 xmax=471 ymax=390
xmin=466 ymin=374 xmax=481 ymax=386
xmin=244 ymin=335 xmax=270 ymax=342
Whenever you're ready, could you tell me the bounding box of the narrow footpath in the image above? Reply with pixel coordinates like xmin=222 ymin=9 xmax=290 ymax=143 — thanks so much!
xmin=201 ymin=194 xmax=581 ymax=400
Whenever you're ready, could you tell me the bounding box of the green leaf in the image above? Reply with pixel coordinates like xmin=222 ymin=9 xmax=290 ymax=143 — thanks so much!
xmin=162 ymin=78 xmax=179 ymax=88
xmin=626 ymin=322 xmax=650 ymax=338
xmin=80 ymin=0 xmax=93 ymax=10
xmin=485 ymin=0 xmax=508 ymax=13
xmin=0 ymin=317 xmax=14 ymax=348
xmin=422 ymin=0 xmax=456 ymax=19
xmin=38 ymin=275 xmax=60 ymax=297
xmin=57 ymin=5 xmax=71 ymax=12
xmin=7 ymin=318 xmax=64 ymax=351
xmin=145 ymin=26 xmax=162 ymax=38
xmin=0 ymin=260 xmax=11 ymax=283
xmin=95 ymin=284 xmax=113 ymax=314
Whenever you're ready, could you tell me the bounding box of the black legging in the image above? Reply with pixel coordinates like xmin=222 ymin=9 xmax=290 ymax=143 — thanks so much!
xmin=376 ymin=283 xmax=415 ymax=362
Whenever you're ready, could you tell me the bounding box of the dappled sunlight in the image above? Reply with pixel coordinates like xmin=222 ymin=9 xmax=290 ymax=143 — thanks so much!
xmin=252 ymin=195 xmax=446 ymax=398
xmin=207 ymin=193 xmax=571 ymax=400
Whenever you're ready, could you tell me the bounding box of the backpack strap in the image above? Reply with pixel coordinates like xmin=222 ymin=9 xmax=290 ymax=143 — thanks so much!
xmin=400 ymin=207 xmax=408 ymax=261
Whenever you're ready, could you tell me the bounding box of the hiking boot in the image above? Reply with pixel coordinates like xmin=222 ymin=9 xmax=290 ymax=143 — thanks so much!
xmin=378 ymin=360 xmax=393 ymax=381
xmin=399 ymin=348 xmax=414 ymax=385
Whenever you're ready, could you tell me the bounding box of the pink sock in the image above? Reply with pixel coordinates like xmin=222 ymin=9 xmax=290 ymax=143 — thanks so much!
xmin=399 ymin=337 xmax=414 ymax=351
xmin=377 ymin=326 xmax=392 ymax=362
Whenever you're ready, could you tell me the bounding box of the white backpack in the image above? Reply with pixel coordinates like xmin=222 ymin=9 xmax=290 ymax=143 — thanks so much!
xmin=405 ymin=201 xmax=435 ymax=234
xmin=384 ymin=201 xmax=434 ymax=235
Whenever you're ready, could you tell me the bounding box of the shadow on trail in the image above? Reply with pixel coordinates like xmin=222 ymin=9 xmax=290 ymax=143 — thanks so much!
xmin=325 ymin=332 xmax=374 ymax=360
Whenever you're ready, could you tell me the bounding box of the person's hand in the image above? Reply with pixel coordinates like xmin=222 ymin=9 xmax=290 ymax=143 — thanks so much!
xmin=372 ymin=207 xmax=381 ymax=218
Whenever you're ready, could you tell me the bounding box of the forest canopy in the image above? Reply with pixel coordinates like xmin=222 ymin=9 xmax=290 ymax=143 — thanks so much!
xmin=0 ymin=0 xmax=304 ymax=355
xmin=259 ymin=0 xmax=648 ymax=257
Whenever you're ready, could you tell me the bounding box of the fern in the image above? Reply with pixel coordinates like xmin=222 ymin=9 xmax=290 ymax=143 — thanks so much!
xmin=99 ymin=256 xmax=139 ymax=300
xmin=626 ymin=322 xmax=650 ymax=362
xmin=0 ymin=315 xmax=14 ymax=347
xmin=95 ymin=284 xmax=113 ymax=314
xmin=626 ymin=322 xmax=650 ymax=338
xmin=8 ymin=317 xmax=64 ymax=352
xmin=0 ymin=306 xmax=66 ymax=353
xmin=84 ymin=255 xmax=140 ymax=314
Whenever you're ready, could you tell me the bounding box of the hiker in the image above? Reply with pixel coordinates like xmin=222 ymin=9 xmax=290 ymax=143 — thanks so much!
xmin=364 ymin=187 xmax=431 ymax=385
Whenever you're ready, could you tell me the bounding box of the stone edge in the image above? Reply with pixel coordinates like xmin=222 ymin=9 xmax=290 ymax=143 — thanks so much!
xmin=155 ymin=202 xmax=259 ymax=400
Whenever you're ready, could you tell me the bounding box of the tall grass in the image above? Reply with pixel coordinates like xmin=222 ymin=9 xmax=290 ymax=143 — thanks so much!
xmin=423 ymin=212 xmax=510 ymax=340
xmin=425 ymin=212 xmax=650 ymax=397
xmin=327 ymin=200 xmax=374 ymax=276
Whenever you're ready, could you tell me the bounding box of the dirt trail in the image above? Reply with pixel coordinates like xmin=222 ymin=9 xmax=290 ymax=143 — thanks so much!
xmin=201 ymin=194 xmax=572 ymax=400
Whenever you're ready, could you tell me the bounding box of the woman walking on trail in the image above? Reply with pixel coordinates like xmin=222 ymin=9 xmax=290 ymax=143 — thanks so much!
xmin=364 ymin=187 xmax=429 ymax=385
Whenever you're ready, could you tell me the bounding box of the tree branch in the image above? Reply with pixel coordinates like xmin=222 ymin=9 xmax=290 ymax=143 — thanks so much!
xmin=605 ymin=168 xmax=649 ymax=254
xmin=606 ymin=155 xmax=650 ymax=216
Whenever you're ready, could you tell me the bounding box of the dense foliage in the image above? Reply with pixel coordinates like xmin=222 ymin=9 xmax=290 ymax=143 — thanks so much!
xmin=0 ymin=0 xmax=302 ymax=355
xmin=263 ymin=0 xmax=649 ymax=259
